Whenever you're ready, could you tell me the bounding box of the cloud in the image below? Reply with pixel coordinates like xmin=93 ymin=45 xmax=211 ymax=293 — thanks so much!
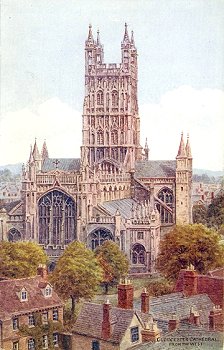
xmin=0 ymin=86 xmax=223 ymax=170
xmin=0 ymin=97 xmax=82 ymax=165
xmin=140 ymin=86 xmax=224 ymax=170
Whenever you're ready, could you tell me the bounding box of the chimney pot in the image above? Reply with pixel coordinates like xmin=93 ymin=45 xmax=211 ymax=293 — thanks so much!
xmin=168 ymin=317 xmax=179 ymax=332
xmin=37 ymin=264 xmax=48 ymax=280
xmin=101 ymin=301 xmax=111 ymax=340
xmin=141 ymin=288 xmax=150 ymax=314
xmin=118 ymin=279 xmax=134 ymax=309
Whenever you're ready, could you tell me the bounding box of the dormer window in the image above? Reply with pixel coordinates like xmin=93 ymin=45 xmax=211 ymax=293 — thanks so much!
xmin=20 ymin=288 xmax=28 ymax=301
xmin=45 ymin=285 xmax=52 ymax=297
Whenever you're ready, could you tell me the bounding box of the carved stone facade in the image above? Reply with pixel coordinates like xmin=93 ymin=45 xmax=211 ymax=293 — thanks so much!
xmin=0 ymin=25 xmax=192 ymax=273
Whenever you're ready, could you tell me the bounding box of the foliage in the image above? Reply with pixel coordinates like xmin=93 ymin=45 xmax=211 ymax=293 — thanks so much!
xmin=0 ymin=241 xmax=48 ymax=278
xmin=156 ymin=224 xmax=224 ymax=280
xmin=95 ymin=240 xmax=129 ymax=293
xmin=19 ymin=313 xmax=63 ymax=350
xmin=146 ymin=278 xmax=174 ymax=297
xmin=49 ymin=241 xmax=102 ymax=313
xmin=0 ymin=168 xmax=21 ymax=182
xmin=192 ymin=194 xmax=224 ymax=231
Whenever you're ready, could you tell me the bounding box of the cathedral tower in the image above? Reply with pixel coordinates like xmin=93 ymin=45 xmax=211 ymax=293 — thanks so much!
xmin=81 ymin=24 xmax=142 ymax=174
xmin=175 ymin=133 xmax=192 ymax=224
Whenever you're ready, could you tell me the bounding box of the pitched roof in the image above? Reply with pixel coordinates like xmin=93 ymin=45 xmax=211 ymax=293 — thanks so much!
xmin=42 ymin=158 xmax=80 ymax=172
xmin=0 ymin=200 xmax=21 ymax=213
xmin=72 ymin=302 xmax=151 ymax=343
xmin=100 ymin=198 xmax=137 ymax=219
xmin=0 ymin=276 xmax=63 ymax=321
xmin=135 ymin=160 xmax=176 ymax=178
xmin=134 ymin=292 xmax=214 ymax=325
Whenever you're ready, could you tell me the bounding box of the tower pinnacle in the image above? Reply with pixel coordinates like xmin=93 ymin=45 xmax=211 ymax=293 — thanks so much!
xmin=185 ymin=133 xmax=192 ymax=158
xmin=87 ymin=24 xmax=94 ymax=44
xmin=123 ymin=22 xmax=130 ymax=43
xmin=176 ymin=132 xmax=186 ymax=158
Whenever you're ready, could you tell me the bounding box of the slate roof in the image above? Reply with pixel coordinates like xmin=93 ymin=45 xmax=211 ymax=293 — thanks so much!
xmin=135 ymin=160 xmax=176 ymax=178
xmin=0 ymin=200 xmax=21 ymax=213
xmin=0 ymin=276 xmax=63 ymax=321
xmin=72 ymin=302 xmax=151 ymax=344
xmin=134 ymin=292 xmax=214 ymax=325
xmin=100 ymin=198 xmax=137 ymax=219
xmin=42 ymin=158 xmax=80 ymax=172
xmin=130 ymin=328 xmax=224 ymax=350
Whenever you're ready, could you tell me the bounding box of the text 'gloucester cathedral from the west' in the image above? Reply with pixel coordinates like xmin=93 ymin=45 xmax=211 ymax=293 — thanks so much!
xmin=0 ymin=24 xmax=192 ymax=273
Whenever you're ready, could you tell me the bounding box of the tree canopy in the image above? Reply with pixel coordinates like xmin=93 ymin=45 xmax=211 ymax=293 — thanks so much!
xmin=95 ymin=240 xmax=129 ymax=293
xmin=49 ymin=241 xmax=102 ymax=313
xmin=0 ymin=241 xmax=48 ymax=278
xmin=156 ymin=224 xmax=224 ymax=280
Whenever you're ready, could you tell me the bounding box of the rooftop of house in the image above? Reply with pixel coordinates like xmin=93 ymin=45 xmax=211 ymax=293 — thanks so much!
xmin=0 ymin=199 xmax=21 ymax=213
xmin=72 ymin=302 xmax=151 ymax=344
xmin=0 ymin=275 xmax=63 ymax=321
xmin=135 ymin=160 xmax=176 ymax=178
xmin=41 ymin=158 xmax=80 ymax=172
xmin=134 ymin=292 xmax=214 ymax=325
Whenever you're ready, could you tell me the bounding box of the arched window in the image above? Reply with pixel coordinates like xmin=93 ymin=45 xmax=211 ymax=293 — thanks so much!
xmin=8 ymin=228 xmax=21 ymax=242
xmin=38 ymin=190 xmax=76 ymax=246
xmin=111 ymin=130 xmax=118 ymax=144
xmin=121 ymin=93 xmax=124 ymax=109
xmin=106 ymin=93 xmax=110 ymax=108
xmin=97 ymin=131 xmax=104 ymax=144
xmin=97 ymin=91 xmax=103 ymax=105
xmin=112 ymin=91 xmax=118 ymax=107
xmin=157 ymin=188 xmax=173 ymax=223
xmin=89 ymin=229 xmax=113 ymax=250
xmin=132 ymin=244 xmax=146 ymax=265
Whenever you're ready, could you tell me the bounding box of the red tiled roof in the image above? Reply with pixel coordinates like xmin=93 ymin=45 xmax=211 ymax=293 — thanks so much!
xmin=0 ymin=276 xmax=63 ymax=320
xmin=72 ymin=302 xmax=151 ymax=343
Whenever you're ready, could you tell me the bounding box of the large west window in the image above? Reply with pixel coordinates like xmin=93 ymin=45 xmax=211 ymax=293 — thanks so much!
xmin=38 ymin=190 xmax=76 ymax=246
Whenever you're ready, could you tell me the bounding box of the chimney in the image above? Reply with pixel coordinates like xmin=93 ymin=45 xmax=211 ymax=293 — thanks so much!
xmin=168 ymin=315 xmax=179 ymax=332
xmin=209 ymin=305 xmax=223 ymax=330
xmin=141 ymin=288 xmax=150 ymax=314
xmin=37 ymin=264 xmax=48 ymax=280
xmin=118 ymin=277 xmax=134 ymax=309
xmin=189 ymin=307 xmax=200 ymax=326
xmin=101 ymin=299 xmax=111 ymax=340
xmin=141 ymin=321 xmax=161 ymax=342
xmin=182 ymin=265 xmax=197 ymax=296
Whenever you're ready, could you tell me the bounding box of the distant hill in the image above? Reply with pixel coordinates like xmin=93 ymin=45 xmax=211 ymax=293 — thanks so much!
xmin=193 ymin=168 xmax=224 ymax=177
xmin=0 ymin=163 xmax=23 ymax=175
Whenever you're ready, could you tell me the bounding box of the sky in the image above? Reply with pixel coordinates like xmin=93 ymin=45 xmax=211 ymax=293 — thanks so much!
xmin=0 ymin=0 xmax=224 ymax=170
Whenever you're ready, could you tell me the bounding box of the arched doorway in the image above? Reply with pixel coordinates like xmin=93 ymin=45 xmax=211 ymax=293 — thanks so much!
xmin=38 ymin=190 xmax=76 ymax=246
xmin=132 ymin=244 xmax=146 ymax=265
xmin=8 ymin=228 xmax=21 ymax=242
xmin=89 ymin=228 xmax=113 ymax=250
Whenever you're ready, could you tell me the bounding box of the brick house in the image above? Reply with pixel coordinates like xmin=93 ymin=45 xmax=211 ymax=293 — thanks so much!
xmin=0 ymin=268 xmax=64 ymax=350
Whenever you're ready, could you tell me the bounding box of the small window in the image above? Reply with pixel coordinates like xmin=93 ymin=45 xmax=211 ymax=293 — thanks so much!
xmin=42 ymin=311 xmax=48 ymax=324
xmin=12 ymin=317 xmax=19 ymax=330
xmin=28 ymin=339 xmax=35 ymax=350
xmin=28 ymin=314 xmax=35 ymax=327
xmin=53 ymin=333 xmax=58 ymax=347
xmin=45 ymin=286 xmax=52 ymax=297
xmin=53 ymin=309 xmax=58 ymax=321
xmin=21 ymin=290 xmax=27 ymax=301
xmin=13 ymin=341 xmax=19 ymax=350
xmin=181 ymin=186 xmax=183 ymax=191
xmin=43 ymin=335 xmax=48 ymax=349
xmin=137 ymin=232 xmax=144 ymax=240
xmin=92 ymin=340 xmax=100 ymax=350
xmin=131 ymin=326 xmax=139 ymax=343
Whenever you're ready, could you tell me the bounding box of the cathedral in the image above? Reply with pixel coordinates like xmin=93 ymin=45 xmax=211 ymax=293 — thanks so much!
xmin=0 ymin=24 xmax=192 ymax=273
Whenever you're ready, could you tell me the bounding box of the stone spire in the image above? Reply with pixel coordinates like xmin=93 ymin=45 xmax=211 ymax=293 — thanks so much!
xmin=131 ymin=30 xmax=135 ymax=47
xmin=144 ymin=138 xmax=149 ymax=160
xmin=123 ymin=23 xmax=130 ymax=43
xmin=86 ymin=24 xmax=94 ymax=44
xmin=29 ymin=145 xmax=34 ymax=163
xmin=176 ymin=132 xmax=186 ymax=158
xmin=41 ymin=140 xmax=49 ymax=160
xmin=96 ymin=29 xmax=101 ymax=46
xmin=185 ymin=133 xmax=192 ymax=158
xmin=32 ymin=138 xmax=41 ymax=160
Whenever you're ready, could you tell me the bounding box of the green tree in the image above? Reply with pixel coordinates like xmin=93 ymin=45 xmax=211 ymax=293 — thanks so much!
xmin=0 ymin=241 xmax=48 ymax=278
xmin=156 ymin=224 xmax=224 ymax=280
xmin=95 ymin=240 xmax=129 ymax=293
xmin=49 ymin=241 xmax=102 ymax=314
xmin=146 ymin=278 xmax=174 ymax=297
xmin=207 ymin=194 xmax=224 ymax=229
xmin=192 ymin=204 xmax=207 ymax=225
